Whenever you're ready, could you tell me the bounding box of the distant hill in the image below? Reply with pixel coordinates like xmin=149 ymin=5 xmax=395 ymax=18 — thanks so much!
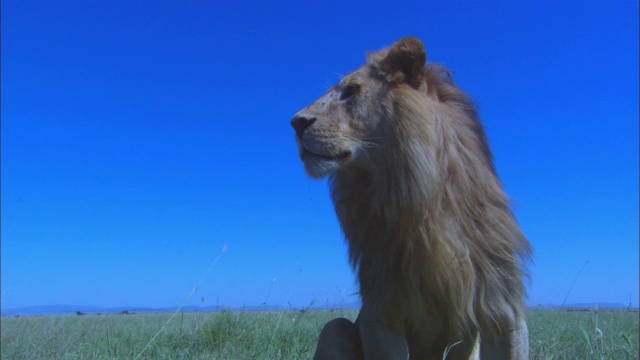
xmin=1 ymin=305 xmax=159 ymax=317
xmin=531 ymin=302 xmax=635 ymax=310
xmin=1 ymin=303 xmax=361 ymax=317
xmin=2 ymin=302 xmax=635 ymax=317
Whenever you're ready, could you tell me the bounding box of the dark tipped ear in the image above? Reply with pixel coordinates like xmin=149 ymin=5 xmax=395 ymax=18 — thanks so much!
xmin=378 ymin=37 xmax=427 ymax=88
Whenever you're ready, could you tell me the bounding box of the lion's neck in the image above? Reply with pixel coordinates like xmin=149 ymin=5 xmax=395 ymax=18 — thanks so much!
xmin=330 ymin=163 xmax=430 ymax=265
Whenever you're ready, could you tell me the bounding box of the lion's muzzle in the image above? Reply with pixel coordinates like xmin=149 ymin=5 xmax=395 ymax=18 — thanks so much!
xmin=291 ymin=114 xmax=316 ymax=139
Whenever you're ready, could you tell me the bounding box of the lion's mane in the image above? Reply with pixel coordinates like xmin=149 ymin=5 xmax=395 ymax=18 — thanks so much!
xmin=328 ymin=51 xmax=532 ymax=342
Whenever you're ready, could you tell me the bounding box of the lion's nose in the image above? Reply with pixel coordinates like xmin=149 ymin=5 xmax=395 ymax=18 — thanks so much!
xmin=291 ymin=115 xmax=316 ymax=138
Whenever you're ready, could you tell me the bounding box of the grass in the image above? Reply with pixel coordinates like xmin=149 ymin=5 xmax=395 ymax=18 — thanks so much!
xmin=0 ymin=309 xmax=357 ymax=359
xmin=1 ymin=309 xmax=637 ymax=359
xmin=528 ymin=309 xmax=639 ymax=359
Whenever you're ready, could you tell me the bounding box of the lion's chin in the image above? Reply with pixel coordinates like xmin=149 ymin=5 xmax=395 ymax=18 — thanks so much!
xmin=301 ymin=149 xmax=352 ymax=179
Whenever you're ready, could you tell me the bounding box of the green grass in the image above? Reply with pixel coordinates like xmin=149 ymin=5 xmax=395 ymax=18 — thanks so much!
xmin=1 ymin=309 xmax=637 ymax=359
xmin=0 ymin=309 xmax=357 ymax=359
xmin=528 ymin=309 xmax=639 ymax=359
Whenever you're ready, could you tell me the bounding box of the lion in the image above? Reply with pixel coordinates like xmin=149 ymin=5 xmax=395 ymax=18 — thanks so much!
xmin=291 ymin=37 xmax=532 ymax=359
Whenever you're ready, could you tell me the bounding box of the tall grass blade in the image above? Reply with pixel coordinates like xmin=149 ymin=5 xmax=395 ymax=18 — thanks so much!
xmin=442 ymin=340 xmax=462 ymax=359
xmin=580 ymin=326 xmax=594 ymax=355
xmin=107 ymin=327 xmax=112 ymax=357
xmin=134 ymin=244 xmax=227 ymax=360
xmin=561 ymin=260 xmax=589 ymax=307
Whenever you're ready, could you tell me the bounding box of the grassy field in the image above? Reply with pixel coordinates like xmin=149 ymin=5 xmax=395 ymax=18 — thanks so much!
xmin=1 ymin=309 xmax=637 ymax=359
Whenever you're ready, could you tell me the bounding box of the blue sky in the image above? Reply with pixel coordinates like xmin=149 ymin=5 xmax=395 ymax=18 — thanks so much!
xmin=2 ymin=1 xmax=638 ymax=311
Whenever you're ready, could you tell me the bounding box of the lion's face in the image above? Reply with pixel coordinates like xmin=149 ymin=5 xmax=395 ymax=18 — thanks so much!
xmin=291 ymin=67 xmax=387 ymax=179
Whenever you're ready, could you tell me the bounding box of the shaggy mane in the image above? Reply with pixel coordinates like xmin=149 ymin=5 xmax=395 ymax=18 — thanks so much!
xmin=329 ymin=59 xmax=532 ymax=341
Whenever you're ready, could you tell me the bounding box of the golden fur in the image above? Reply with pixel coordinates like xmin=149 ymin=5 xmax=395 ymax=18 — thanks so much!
xmin=292 ymin=37 xmax=532 ymax=359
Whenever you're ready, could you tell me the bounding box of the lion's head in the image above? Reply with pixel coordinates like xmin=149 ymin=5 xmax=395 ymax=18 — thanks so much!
xmin=292 ymin=37 xmax=433 ymax=180
xmin=292 ymin=37 xmax=532 ymax=359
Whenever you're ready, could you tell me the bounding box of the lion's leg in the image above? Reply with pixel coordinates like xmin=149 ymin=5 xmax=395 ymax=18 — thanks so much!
xmin=468 ymin=333 xmax=481 ymax=360
xmin=357 ymin=315 xmax=409 ymax=360
xmin=479 ymin=316 xmax=529 ymax=360
xmin=509 ymin=316 xmax=529 ymax=359
xmin=313 ymin=318 xmax=363 ymax=360
xmin=479 ymin=335 xmax=509 ymax=359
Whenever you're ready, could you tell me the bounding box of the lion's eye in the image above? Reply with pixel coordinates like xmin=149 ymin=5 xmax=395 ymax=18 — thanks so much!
xmin=340 ymin=84 xmax=360 ymax=100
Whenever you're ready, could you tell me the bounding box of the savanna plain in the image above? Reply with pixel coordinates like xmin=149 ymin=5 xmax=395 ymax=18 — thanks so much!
xmin=1 ymin=308 xmax=638 ymax=359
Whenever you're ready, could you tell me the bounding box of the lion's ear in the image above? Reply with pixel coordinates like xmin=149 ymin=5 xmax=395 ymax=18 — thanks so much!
xmin=378 ymin=37 xmax=427 ymax=89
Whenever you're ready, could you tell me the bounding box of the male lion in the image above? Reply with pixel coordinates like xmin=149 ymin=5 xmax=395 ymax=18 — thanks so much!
xmin=291 ymin=37 xmax=532 ymax=360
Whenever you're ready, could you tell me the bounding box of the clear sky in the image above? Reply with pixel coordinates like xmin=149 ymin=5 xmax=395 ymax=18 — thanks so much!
xmin=2 ymin=1 xmax=638 ymax=311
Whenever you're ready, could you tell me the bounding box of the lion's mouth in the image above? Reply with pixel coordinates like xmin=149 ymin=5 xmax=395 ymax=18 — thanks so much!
xmin=302 ymin=148 xmax=352 ymax=163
